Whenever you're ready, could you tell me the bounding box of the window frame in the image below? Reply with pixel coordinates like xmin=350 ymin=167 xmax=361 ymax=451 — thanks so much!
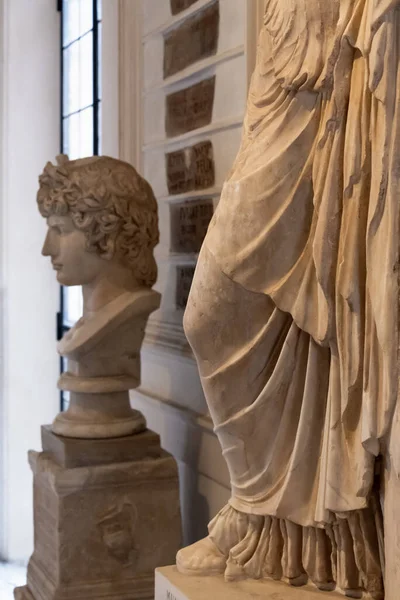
xmin=58 ymin=0 xmax=102 ymax=411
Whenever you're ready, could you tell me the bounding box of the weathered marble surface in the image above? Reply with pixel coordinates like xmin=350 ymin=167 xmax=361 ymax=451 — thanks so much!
xmin=14 ymin=439 xmax=181 ymax=600
xmin=38 ymin=155 xmax=160 ymax=438
xmin=41 ymin=425 xmax=162 ymax=468
xmin=177 ymin=0 xmax=400 ymax=597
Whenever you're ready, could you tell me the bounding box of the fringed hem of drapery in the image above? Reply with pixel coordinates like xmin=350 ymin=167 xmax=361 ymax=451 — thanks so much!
xmin=208 ymin=503 xmax=384 ymax=598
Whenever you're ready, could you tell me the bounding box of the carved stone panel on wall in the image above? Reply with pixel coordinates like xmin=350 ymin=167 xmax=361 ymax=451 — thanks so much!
xmin=176 ymin=265 xmax=196 ymax=309
xmin=170 ymin=199 xmax=214 ymax=253
xmin=166 ymin=76 xmax=215 ymax=137
xmin=166 ymin=140 xmax=215 ymax=195
xmin=164 ymin=2 xmax=220 ymax=79
xmin=170 ymin=0 xmax=199 ymax=16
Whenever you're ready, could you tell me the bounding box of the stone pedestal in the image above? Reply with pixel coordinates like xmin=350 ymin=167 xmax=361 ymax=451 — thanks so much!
xmin=15 ymin=427 xmax=181 ymax=600
xmin=155 ymin=567 xmax=345 ymax=600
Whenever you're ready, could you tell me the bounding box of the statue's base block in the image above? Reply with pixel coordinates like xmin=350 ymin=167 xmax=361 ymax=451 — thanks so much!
xmin=155 ymin=567 xmax=345 ymax=600
xmin=15 ymin=427 xmax=181 ymax=600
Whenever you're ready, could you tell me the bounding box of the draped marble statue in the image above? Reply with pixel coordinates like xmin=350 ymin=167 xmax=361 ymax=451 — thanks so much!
xmin=177 ymin=0 xmax=400 ymax=598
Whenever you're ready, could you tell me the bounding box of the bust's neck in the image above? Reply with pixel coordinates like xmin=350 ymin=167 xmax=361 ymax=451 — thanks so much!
xmin=82 ymin=265 xmax=140 ymax=318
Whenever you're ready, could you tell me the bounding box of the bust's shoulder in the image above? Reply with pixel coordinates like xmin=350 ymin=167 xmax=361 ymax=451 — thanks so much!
xmin=58 ymin=288 xmax=161 ymax=357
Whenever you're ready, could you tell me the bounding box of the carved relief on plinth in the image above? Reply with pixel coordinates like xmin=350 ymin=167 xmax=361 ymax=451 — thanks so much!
xmin=16 ymin=442 xmax=181 ymax=600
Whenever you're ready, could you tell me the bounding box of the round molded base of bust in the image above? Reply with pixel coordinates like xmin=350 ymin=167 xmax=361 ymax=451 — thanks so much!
xmin=52 ymin=408 xmax=146 ymax=439
xmin=58 ymin=372 xmax=139 ymax=394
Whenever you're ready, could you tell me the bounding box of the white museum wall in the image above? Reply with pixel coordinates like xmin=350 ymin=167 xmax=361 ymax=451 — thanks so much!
xmin=0 ymin=0 xmax=60 ymax=562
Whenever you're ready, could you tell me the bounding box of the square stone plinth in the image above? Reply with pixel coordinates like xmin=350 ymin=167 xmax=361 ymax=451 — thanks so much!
xmin=19 ymin=448 xmax=181 ymax=600
xmin=155 ymin=567 xmax=345 ymax=600
xmin=41 ymin=425 xmax=161 ymax=468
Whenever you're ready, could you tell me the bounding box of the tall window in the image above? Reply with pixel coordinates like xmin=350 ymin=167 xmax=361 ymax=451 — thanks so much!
xmin=59 ymin=0 xmax=102 ymax=409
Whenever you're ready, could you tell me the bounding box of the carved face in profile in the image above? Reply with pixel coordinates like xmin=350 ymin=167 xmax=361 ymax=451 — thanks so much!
xmin=42 ymin=214 xmax=110 ymax=286
xmin=37 ymin=155 xmax=159 ymax=288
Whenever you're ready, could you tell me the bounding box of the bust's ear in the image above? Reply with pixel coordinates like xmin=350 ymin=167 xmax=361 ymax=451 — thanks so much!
xmin=100 ymin=239 xmax=116 ymax=261
xmin=101 ymin=250 xmax=114 ymax=261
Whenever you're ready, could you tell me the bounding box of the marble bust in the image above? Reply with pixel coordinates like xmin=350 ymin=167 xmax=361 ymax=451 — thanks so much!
xmin=177 ymin=0 xmax=400 ymax=598
xmin=38 ymin=155 xmax=160 ymax=438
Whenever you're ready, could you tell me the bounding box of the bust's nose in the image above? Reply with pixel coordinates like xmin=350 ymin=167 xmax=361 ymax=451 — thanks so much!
xmin=42 ymin=228 xmax=55 ymax=257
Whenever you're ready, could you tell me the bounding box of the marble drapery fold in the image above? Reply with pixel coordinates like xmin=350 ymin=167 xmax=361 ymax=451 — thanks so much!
xmin=183 ymin=241 xmax=385 ymax=593
xmin=208 ymin=504 xmax=383 ymax=599
xmin=205 ymin=0 xmax=400 ymax=515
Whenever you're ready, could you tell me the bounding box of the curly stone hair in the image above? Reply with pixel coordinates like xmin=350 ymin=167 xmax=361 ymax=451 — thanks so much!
xmin=37 ymin=155 xmax=159 ymax=287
